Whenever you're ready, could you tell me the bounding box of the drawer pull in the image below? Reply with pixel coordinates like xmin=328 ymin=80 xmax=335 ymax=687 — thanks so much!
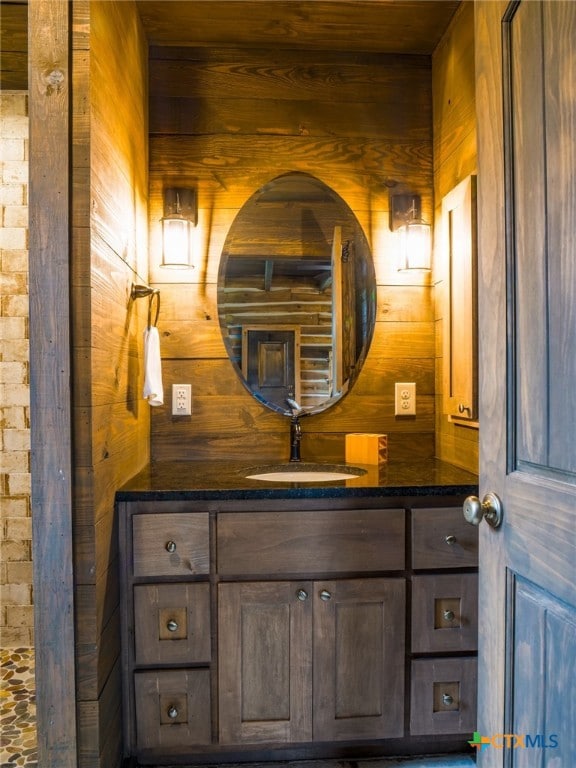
xmin=167 ymin=705 xmax=179 ymax=719
xmin=442 ymin=693 xmax=454 ymax=706
xmin=165 ymin=540 xmax=177 ymax=553
xmin=445 ymin=534 xmax=457 ymax=545
xmin=166 ymin=619 xmax=179 ymax=632
xmin=296 ymin=589 xmax=308 ymax=601
xmin=443 ymin=610 xmax=455 ymax=621
xmin=319 ymin=589 xmax=332 ymax=601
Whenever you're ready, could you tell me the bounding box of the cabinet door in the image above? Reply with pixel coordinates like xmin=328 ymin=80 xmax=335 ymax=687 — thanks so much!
xmin=313 ymin=578 xmax=405 ymax=741
xmin=441 ymin=174 xmax=478 ymax=421
xmin=218 ymin=581 xmax=313 ymax=745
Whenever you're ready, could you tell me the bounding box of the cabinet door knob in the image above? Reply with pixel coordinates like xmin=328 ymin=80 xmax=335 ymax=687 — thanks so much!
xmin=442 ymin=693 xmax=454 ymax=706
xmin=167 ymin=706 xmax=178 ymax=719
xmin=443 ymin=610 xmax=455 ymax=621
xmin=165 ymin=540 xmax=177 ymax=553
xmin=296 ymin=589 xmax=308 ymax=601
xmin=445 ymin=534 xmax=457 ymax=545
xmin=458 ymin=403 xmax=470 ymax=415
xmin=166 ymin=619 xmax=179 ymax=632
xmin=319 ymin=589 xmax=332 ymax=601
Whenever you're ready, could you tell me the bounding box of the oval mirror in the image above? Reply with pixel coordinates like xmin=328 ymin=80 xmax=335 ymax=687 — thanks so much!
xmin=217 ymin=172 xmax=376 ymax=416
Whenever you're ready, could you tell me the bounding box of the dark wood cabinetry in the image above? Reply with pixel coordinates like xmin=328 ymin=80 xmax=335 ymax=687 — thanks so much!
xmin=218 ymin=580 xmax=313 ymax=745
xmin=119 ymin=498 xmax=477 ymax=764
xmin=409 ymin=507 xmax=479 ymax=736
xmin=312 ymin=578 xmax=405 ymax=741
xmin=218 ymin=577 xmax=405 ymax=745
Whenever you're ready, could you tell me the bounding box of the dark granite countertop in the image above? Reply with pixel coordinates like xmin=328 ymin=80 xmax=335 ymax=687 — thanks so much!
xmin=116 ymin=459 xmax=478 ymax=501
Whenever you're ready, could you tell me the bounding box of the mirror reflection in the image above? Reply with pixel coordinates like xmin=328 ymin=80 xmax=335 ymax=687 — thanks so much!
xmin=217 ymin=173 xmax=376 ymax=415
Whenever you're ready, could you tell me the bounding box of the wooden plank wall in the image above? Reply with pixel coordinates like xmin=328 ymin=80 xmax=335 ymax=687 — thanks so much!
xmin=71 ymin=2 xmax=150 ymax=766
xmin=432 ymin=1 xmax=479 ymax=473
xmin=0 ymin=1 xmax=28 ymax=90
xmin=148 ymin=47 xmax=436 ymax=463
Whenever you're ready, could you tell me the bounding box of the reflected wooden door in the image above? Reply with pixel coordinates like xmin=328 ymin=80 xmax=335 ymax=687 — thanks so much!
xmin=475 ymin=2 xmax=576 ymax=765
xmin=243 ymin=326 xmax=300 ymax=409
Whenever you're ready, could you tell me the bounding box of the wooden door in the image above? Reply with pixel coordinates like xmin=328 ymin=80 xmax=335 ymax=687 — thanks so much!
xmin=242 ymin=327 xmax=300 ymax=409
xmin=218 ymin=581 xmax=313 ymax=744
xmin=475 ymin=2 xmax=576 ymax=765
xmin=312 ymin=578 xmax=405 ymax=741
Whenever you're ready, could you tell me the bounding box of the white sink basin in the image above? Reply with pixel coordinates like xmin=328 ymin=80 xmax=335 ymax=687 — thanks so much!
xmin=245 ymin=463 xmax=366 ymax=482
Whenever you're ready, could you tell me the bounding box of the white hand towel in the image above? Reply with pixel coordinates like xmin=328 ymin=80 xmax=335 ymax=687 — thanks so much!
xmin=143 ymin=326 xmax=164 ymax=406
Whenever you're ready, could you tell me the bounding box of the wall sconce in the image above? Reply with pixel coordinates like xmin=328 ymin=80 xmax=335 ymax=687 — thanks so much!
xmin=389 ymin=194 xmax=432 ymax=271
xmin=161 ymin=187 xmax=197 ymax=268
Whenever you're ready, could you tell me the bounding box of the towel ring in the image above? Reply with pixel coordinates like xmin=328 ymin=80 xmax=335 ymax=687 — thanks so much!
xmin=130 ymin=283 xmax=161 ymax=327
xmin=148 ymin=290 xmax=160 ymax=328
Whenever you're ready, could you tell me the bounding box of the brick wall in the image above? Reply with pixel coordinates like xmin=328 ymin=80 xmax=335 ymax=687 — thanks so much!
xmin=0 ymin=91 xmax=33 ymax=648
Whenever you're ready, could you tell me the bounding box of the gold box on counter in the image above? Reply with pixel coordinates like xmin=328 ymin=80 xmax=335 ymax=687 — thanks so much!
xmin=345 ymin=433 xmax=388 ymax=465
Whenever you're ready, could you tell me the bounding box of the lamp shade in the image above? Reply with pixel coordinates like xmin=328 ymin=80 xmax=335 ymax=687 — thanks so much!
xmin=161 ymin=187 xmax=197 ymax=269
xmin=162 ymin=218 xmax=192 ymax=268
xmin=398 ymin=218 xmax=432 ymax=270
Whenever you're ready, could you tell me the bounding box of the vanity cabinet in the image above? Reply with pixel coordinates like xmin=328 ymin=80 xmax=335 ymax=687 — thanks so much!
xmin=217 ymin=509 xmax=406 ymax=744
xmin=219 ymin=578 xmax=405 ymax=745
xmin=409 ymin=507 xmax=479 ymax=736
xmin=119 ymin=504 xmax=213 ymax=757
xmin=119 ymin=498 xmax=477 ymax=764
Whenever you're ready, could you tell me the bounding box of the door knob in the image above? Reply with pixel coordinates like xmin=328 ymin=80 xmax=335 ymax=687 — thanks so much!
xmin=463 ymin=492 xmax=503 ymax=529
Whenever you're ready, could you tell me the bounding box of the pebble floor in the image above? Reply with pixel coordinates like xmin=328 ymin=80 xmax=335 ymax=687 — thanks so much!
xmin=1 ymin=648 xmax=37 ymax=767
xmin=0 ymin=648 xmax=474 ymax=768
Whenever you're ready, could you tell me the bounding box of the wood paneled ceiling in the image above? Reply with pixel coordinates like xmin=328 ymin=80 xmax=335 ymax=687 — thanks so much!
xmin=1 ymin=1 xmax=461 ymax=89
xmin=137 ymin=1 xmax=461 ymax=54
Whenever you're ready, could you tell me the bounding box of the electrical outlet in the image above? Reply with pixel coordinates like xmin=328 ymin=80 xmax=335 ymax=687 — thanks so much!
xmin=395 ymin=382 xmax=416 ymax=416
xmin=172 ymin=384 xmax=192 ymax=416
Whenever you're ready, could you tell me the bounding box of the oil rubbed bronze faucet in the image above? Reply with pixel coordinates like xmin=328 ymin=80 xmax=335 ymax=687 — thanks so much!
xmin=286 ymin=398 xmax=303 ymax=462
xmin=289 ymin=417 xmax=302 ymax=462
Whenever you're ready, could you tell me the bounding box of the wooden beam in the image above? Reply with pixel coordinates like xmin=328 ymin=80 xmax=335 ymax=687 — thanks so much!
xmin=28 ymin=1 xmax=77 ymax=766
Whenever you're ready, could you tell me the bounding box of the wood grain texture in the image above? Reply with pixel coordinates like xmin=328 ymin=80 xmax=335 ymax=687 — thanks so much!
xmin=475 ymin=6 xmax=576 ymax=765
xmin=411 ymin=507 xmax=478 ymax=570
xmin=139 ymin=2 xmax=459 ymax=54
xmin=432 ymin=2 xmax=478 ymax=474
xmin=218 ymin=581 xmax=313 ymax=744
xmin=28 ymin=2 xmax=77 ymax=766
xmin=474 ymin=4 xmax=513 ymax=751
xmin=150 ymin=41 xmax=437 ymax=466
xmin=70 ymin=2 xmax=150 ymax=766
xmin=411 ymin=573 xmax=478 ymax=653
xmin=410 ymin=657 xmax=477 ymax=735
xmin=217 ymin=509 xmax=405 ymax=576
xmin=134 ymin=669 xmax=212 ymax=749
xmin=149 ymin=48 xmax=432 ymax=104
xmin=313 ymin=578 xmax=405 ymax=741
xmin=0 ymin=2 xmax=27 ymax=89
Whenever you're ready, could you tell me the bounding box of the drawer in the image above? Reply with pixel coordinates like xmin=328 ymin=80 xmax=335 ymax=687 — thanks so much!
xmin=217 ymin=508 xmax=405 ymax=575
xmin=411 ymin=573 xmax=478 ymax=652
xmin=411 ymin=507 xmax=478 ymax=569
xmin=410 ymin=657 xmax=477 ymax=735
xmin=134 ymin=668 xmax=211 ymax=749
xmin=132 ymin=513 xmax=209 ymax=577
xmin=134 ymin=583 xmax=211 ymax=665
